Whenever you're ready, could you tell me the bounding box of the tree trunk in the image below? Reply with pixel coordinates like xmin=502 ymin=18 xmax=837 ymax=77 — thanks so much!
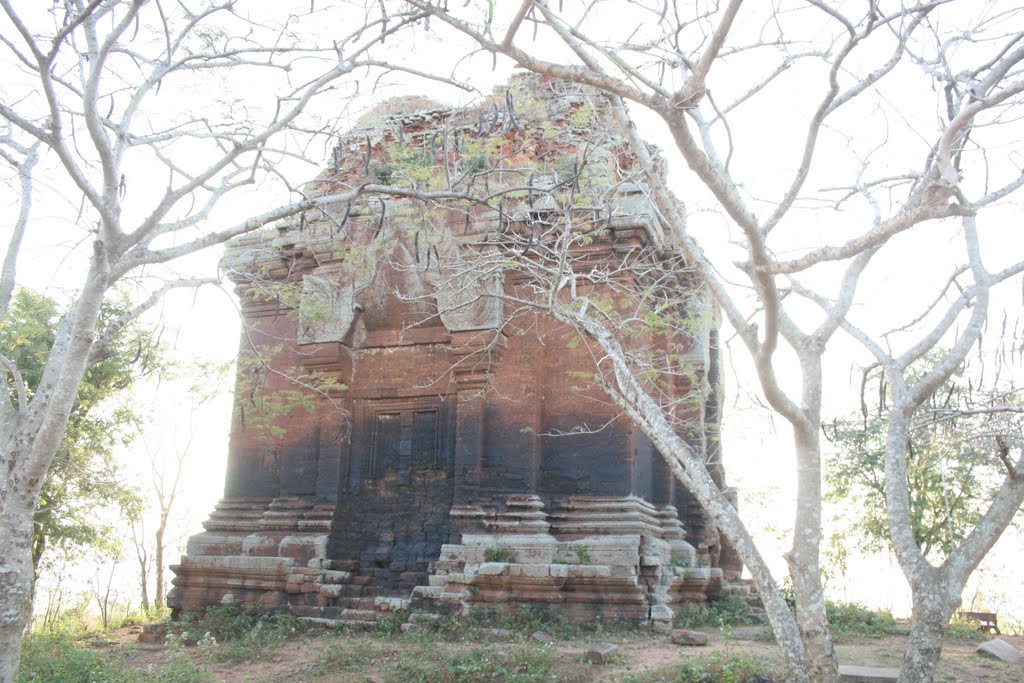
xmin=789 ymin=424 xmax=838 ymax=683
xmin=155 ymin=526 xmax=165 ymax=610
xmin=0 ymin=266 xmax=110 ymax=677
xmin=899 ymin=585 xmax=956 ymax=683
xmin=0 ymin=487 xmax=40 ymax=681
xmin=139 ymin=557 xmax=150 ymax=614
xmin=571 ymin=318 xmax=817 ymax=682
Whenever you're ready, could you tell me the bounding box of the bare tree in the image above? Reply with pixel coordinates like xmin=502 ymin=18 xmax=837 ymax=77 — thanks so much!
xmin=129 ymin=433 xmax=186 ymax=615
xmin=394 ymin=2 xmax=1024 ymax=682
xmin=0 ymin=0 xmax=452 ymax=676
xmin=139 ymin=361 xmax=228 ymax=611
xmin=130 ymin=517 xmax=151 ymax=614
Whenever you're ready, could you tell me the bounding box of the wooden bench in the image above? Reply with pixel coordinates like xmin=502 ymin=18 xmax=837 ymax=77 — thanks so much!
xmin=958 ymin=611 xmax=1000 ymax=635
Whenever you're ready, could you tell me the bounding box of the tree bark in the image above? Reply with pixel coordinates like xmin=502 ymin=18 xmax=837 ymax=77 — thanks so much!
xmin=560 ymin=314 xmax=817 ymax=682
xmin=0 ymin=262 xmax=109 ymax=675
xmin=789 ymin=424 xmax=838 ymax=683
xmin=155 ymin=526 xmax=165 ymax=609
xmin=900 ymin=580 xmax=956 ymax=683
xmin=0 ymin=487 xmax=39 ymax=681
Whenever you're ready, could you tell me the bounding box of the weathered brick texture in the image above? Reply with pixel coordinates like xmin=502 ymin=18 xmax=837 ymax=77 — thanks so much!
xmin=169 ymin=75 xmax=742 ymax=627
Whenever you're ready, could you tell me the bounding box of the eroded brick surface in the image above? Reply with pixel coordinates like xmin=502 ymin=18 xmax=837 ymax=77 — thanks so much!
xmin=169 ymin=74 xmax=741 ymax=626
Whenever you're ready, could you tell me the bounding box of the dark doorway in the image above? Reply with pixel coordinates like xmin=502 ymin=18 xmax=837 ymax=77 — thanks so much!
xmin=328 ymin=397 xmax=455 ymax=591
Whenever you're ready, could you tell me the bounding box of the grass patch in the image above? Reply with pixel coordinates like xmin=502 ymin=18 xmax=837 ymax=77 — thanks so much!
xmin=17 ymin=633 xmax=210 ymax=683
xmin=622 ymin=652 xmax=778 ymax=682
xmin=312 ymin=632 xmax=595 ymax=683
xmin=385 ymin=643 xmax=579 ymax=683
xmin=179 ymin=605 xmax=306 ymax=663
xmin=314 ymin=635 xmax=398 ymax=676
xmin=397 ymin=605 xmax=637 ymax=646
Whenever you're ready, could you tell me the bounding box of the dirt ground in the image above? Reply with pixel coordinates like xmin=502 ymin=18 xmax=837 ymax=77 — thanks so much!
xmin=95 ymin=624 xmax=1024 ymax=682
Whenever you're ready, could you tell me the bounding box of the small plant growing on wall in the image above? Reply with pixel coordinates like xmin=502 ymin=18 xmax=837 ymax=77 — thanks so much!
xmin=484 ymin=547 xmax=517 ymax=563
xmin=573 ymin=545 xmax=593 ymax=564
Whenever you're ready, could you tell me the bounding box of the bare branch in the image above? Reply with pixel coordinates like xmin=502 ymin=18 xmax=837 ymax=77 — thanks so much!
xmin=0 ymin=137 xmax=39 ymax=316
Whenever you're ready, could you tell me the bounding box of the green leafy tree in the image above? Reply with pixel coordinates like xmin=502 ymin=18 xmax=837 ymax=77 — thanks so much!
xmin=826 ymin=361 xmax=1021 ymax=560
xmin=0 ymin=289 xmax=165 ymax=576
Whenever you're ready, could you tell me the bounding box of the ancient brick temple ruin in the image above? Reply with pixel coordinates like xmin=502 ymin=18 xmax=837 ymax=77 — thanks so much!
xmin=169 ymin=75 xmax=741 ymax=630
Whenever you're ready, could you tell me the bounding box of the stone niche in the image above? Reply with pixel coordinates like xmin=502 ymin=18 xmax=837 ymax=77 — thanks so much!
xmin=169 ymin=74 xmax=744 ymax=631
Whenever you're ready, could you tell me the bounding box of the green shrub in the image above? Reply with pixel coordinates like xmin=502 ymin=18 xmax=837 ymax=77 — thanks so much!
xmin=675 ymin=594 xmax=756 ymax=629
xmin=573 ymin=545 xmax=593 ymax=564
xmin=825 ymin=602 xmax=905 ymax=638
xmin=374 ymin=608 xmax=410 ymax=636
xmin=154 ymin=652 xmax=211 ymax=683
xmin=945 ymin=615 xmax=988 ymax=642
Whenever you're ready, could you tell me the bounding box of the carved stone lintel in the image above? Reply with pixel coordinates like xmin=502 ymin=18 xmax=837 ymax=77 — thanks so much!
xmin=298 ymin=272 xmax=360 ymax=344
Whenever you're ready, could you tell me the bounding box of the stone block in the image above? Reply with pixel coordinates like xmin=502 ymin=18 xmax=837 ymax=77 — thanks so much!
xmin=374 ymin=596 xmax=410 ymax=612
xmin=649 ymin=604 xmax=674 ymax=621
xmin=340 ymin=608 xmax=376 ymax=622
xmin=566 ymin=564 xmax=611 ymax=579
xmin=607 ymin=564 xmax=638 ymax=581
xmin=241 ymin=533 xmax=282 ymax=557
xmin=975 ymin=639 xmax=1024 ymax=664
xmin=409 ymin=612 xmax=442 ymax=624
xmin=184 ymin=531 xmax=245 ymax=556
xmin=477 ymin=562 xmax=510 ymax=576
xmin=554 ymin=536 xmax=640 ymax=566
xmin=531 ymin=630 xmax=556 ymax=645
xmin=440 ymin=590 xmax=472 ymax=601
xmin=319 ymin=570 xmax=351 ymax=585
xmin=514 ymin=545 xmax=557 ymax=565
xmin=412 ymin=585 xmax=444 ymax=599
xmin=317 ymin=584 xmax=344 ymax=598
xmin=837 ymin=664 xmax=899 ymax=682
xmin=671 ymin=629 xmax=709 ymax=646
xmin=651 ymin=619 xmax=672 ymax=634
xmin=279 ymin=534 xmax=327 ymax=564
xmin=682 ymin=567 xmax=713 ymax=581
xmin=669 ymin=539 xmax=698 ymax=568
xmin=586 ymin=643 xmax=619 ymax=664
xmin=508 ymin=563 xmax=551 ymax=578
